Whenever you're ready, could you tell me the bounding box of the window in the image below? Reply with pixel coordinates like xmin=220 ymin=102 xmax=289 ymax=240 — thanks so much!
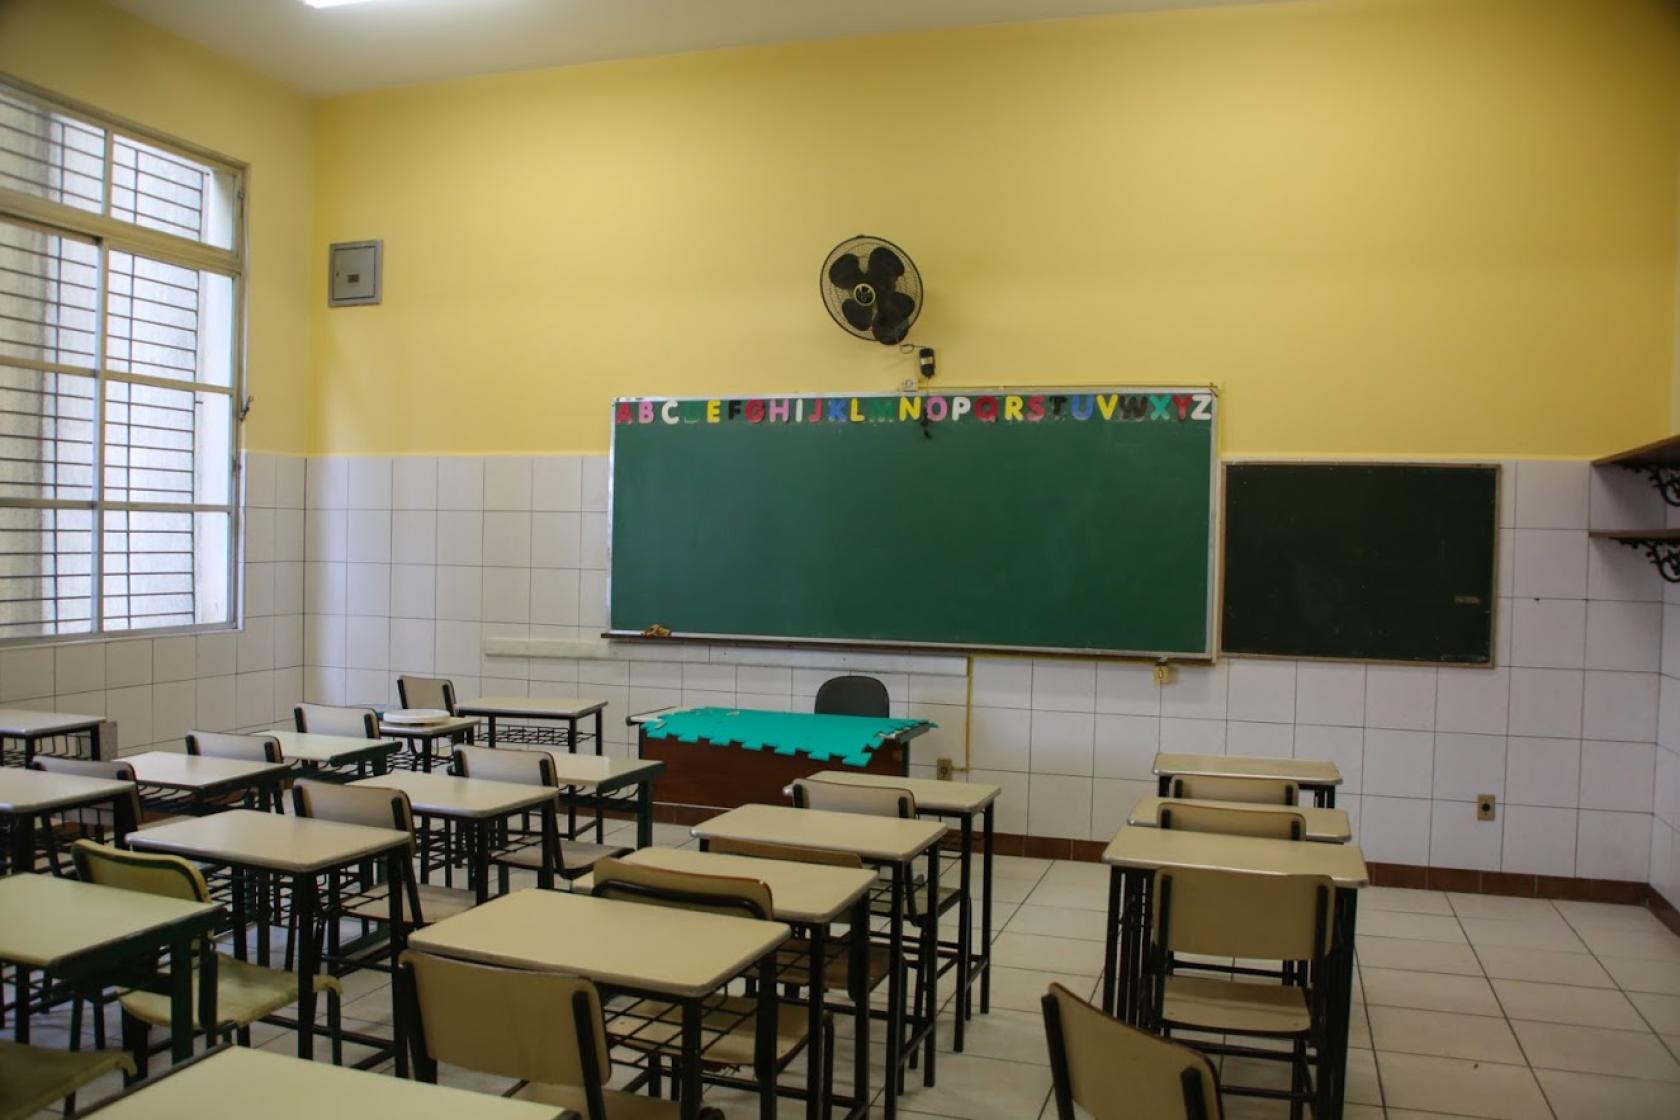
xmin=0 ymin=80 xmax=241 ymax=640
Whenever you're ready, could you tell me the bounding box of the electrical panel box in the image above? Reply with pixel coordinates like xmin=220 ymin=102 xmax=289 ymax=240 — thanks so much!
xmin=328 ymin=240 xmax=381 ymax=306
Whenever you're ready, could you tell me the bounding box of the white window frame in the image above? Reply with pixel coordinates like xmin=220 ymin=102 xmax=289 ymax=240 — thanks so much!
xmin=0 ymin=74 xmax=246 ymax=643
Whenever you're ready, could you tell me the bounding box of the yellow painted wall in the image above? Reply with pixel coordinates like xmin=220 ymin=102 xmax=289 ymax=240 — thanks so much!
xmin=311 ymin=0 xmax=1680 ymax=458
xmin=0 ymin=0 xmax=315 ymax=453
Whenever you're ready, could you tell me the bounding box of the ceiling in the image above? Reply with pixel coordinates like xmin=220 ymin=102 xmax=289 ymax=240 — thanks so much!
xmin=108 ymin=0 xmax=1272 ymax=97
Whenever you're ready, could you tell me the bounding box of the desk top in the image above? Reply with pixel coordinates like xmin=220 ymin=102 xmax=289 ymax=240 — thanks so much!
xmin=457 ymin=696 xmax=607 ymax=719
xmin=1128 ymin=796 xmax=1352 ymax=844
xmin=1102 ymin=825 xmax=1368 ymax=888
xmin=352 ymin=771 xmax=556 ymax=819
xmin=804 ymin=769 xmax=1000 ymax=814
xmin=693 ymin=803 xmax=946 ymax=864
xmin=0 ymin=768 xmax=133 ymax=814
xmin=126 ymin=751 xmax=290 ymax=791
xmin=585 ymin=846 xmax=874 ymax=925
xmin=0 ymin=707 xmax=104 ymax=737
xmin=268 ymin=730 xmax=399 ymax=765
xmin=78 ymin=1045 xmax=569 ymax=1119
xmin=408 ymin=888 xmax=787 ymax=1000
xmin=643 ymin=707 xmax=931 ymax=767
xmin=538 ymin=751 xmax=664 ymax=789
xmin=128 ymin=809 xmax=410 ymax=874
xmin=0 ymin=874 xmax=219 ymax=970
xmin=1153 ymin=752 xmax=1343 ymax=787
xmin=378 ymin=716 xmax=479 ymax=739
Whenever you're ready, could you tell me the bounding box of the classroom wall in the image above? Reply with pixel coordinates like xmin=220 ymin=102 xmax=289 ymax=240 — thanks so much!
xmin=1654 ymin=510 xmax=1680 ymax=908
xmin=0 ymin=0 xmax=316 ymax=453
xmin=308 ymin=0 xmax=1680 ymax=459
xmin=299 ymin=452 xmax=1669 ymax=885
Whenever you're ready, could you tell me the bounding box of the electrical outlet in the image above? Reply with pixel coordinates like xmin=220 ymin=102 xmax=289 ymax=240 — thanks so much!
xmin=936 ymin=758 xmax=954 ymax=781
xmin=1154 ymin=662 xmax=1175 ymax=685
xmin=1476 ymin=794 xmax=1497 ymax=821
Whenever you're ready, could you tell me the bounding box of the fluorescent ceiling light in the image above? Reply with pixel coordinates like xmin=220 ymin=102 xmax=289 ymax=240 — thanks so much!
xmin=301 ymin=0 xmax=385 ymax=9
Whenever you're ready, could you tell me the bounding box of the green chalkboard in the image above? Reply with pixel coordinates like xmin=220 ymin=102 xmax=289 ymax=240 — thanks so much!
xmin=609 ymin=389 xmax=1218 ymax=656
xmin=1220 ymin=463 xmax=1499 ymax=664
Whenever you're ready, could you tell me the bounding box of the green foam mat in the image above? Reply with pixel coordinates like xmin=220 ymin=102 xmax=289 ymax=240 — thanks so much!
xmin=641 ymin=707 xmax=932 ymax=767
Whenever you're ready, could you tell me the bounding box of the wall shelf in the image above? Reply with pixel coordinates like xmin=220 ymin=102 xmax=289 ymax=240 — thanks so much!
xmin=1594 ymin=433 xmax=1680 ymax=506
xmin=1588 ymin=528 xmax=1680 ymax=583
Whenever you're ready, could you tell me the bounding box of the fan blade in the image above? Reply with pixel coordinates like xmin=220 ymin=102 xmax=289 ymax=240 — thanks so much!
xmin=871 ymin=291 xmax=915 ymax=344
xmin=840 ymin=298 xmax=875 ymax=331
xmin=866 ymin=245 xmax=905 ymax=284
xmin=827 ymin=253 xmax=866 ymax=290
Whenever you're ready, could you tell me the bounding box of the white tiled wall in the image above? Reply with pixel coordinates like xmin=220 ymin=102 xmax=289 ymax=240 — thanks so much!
xmin=0 ymin=452 xmax=307 ymax=756
xmin=1651 ymin=500 xmax=1680 ymax=908
xmin=300 ymin=455 xmax=1668 ymax=882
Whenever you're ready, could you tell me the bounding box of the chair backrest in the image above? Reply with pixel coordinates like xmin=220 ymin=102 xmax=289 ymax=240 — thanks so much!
xmin=397 ymin=676 xmax=457 ymax=714
xmin=1169 ymin=775 xmax=1298 ymax=805
xmin=452 ymin=744 xmax=556 ymax=787
xmin=186 ymin=730 xmax=284 ymax=763
xmin=292 ymin=779 xmax=414 ymax=835
xmin=1154 ymin=867 xmax=1331 ymax=962
xmin=293 ymin=703 xmax=379 ymax=739
xmin=790 ymin=777 xmax=916 ymax=819
xmin=404 ymin=951 xmax=609 ymax=1098
xmin=1042 ymin=982 xmax=1222 ymax=1120
xmin=29 ymin=756 xmax=142 ymax=823
xmin=589 ymin=857 xmax=772 ymax=920
xmin=707 ymin=835 xmax=865 ymax=869
xmin=1157 ymin=801 xmax=1304 ymax=842
xmin=71 ymin=840 xmax=209 ymax=904
xmin=814 ymin=675 xmax=890 ymax=718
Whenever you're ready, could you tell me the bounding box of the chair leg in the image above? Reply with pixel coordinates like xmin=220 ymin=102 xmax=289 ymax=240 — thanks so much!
xmin=121 ymin=1012 xmax=148 ymax=1084
xmin=1290 ymin=1038 xmax=1306 ymax=1120
xmin=329 ymin=990 xmax=343 ymax=1066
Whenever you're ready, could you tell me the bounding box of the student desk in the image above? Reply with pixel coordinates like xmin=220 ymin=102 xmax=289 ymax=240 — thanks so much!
xmin=1100 ymin=826 xmax=1368 ymax=1120
xmin=692 ymin=802 xmax=946 ymax=1120
xmin=805 ymin=768 xmax=1001 ymax=1046
xmin=406 ymin=888 xmax=787 ymax=1120
xmin=521 ymin=751 xmax=666 ymax=850
xmin=635 ymin=707 xmax=929 ymax=812
xmin=268 ymin=730 xmax=400 ymax=779
xmin=0 ymin=768 xmax=137 ymax=874
xmin=76 ymin=1042 xmax=571 ymax=1119
xmin=352 ymin=770 xmax=559 ymax=900
xmin=1127 ymin=795 xmax=1353 ymax=843
xmin=126 ymin=810 xmax=412 ymax=1064
xmin=1153 ymin=752 xmax=1343 ymax=807
xmin=455 ymin=695 xmax=606 ymax=755
xmin=0 ymin=874 xmax=220 ymax=1062
xmin=377 ymin=715 xmax=478 ymax=773
xmin=126 ymin=751 xmax=291 ymax=815
xmin=0 ymin=708 xmax=107 ymax=767
xmin=582 ymin=846 xmax=875 ymax=1120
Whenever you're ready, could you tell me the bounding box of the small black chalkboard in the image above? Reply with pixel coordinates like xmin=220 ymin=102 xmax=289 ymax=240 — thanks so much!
xmin=1220 ymin=463 xmax=1499 ymax=664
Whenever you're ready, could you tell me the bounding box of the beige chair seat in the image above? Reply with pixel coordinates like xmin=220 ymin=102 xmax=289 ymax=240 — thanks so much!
xmin=121 ymin=956 xmax=343 ymax=1030
xmin=0 ymin=1039 xmax=135 ymax=1120
xmin=609 ymin=996 xmax=813 ymax=1069
xmin=1159 ymin=974 xmax=1311 ymax=1036
xmin=496 ymin=839 xmax=628 ymax=876
xmin=345 ymin=881 xmax=478 ymax=925
xmin=513 ymin=1080 xmax=680 ymax=1120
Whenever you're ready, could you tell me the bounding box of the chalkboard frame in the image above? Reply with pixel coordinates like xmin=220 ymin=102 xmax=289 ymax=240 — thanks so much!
xmin=605 ymin=386 xmax=1223 ymax=660
xmin=1217 ymin=459 xmax=1502 ymax=667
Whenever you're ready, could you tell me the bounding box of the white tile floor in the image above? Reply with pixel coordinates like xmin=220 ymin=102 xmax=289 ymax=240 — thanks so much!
xmin=20 ymin=819 xmax=1680 ymax=1119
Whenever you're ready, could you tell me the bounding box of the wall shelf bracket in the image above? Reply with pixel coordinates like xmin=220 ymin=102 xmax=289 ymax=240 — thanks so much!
xmin=1615 ymin=463 xmax=1680 ymax=507
xmin=1593 ymin=531 xmax=1680 ymax=583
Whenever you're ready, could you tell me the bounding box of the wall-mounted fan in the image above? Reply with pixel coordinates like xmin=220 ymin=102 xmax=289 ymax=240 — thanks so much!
xmin=821 ymin=235 xmax=922 ymax=346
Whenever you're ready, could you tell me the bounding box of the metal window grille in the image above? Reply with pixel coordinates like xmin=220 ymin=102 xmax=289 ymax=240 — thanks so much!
xmin=0 ymin=79 xmax=242 ymax=642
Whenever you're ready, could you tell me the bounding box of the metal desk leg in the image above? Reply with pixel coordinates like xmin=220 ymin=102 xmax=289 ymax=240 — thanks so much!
xmin=680 ymin=999 xmax=703 ymax=1120
xmin=486 ymin=715 xmax=499 ymax=747
xmin=1102 ymin=867 xmax=1122 ymax=1016
xmin=167 ymin=938 xmax=193 ymax=1062
xmin=922 ymin=843 xmax=939 ymax=1086
xmin=755 ymin=952 xmax=780 ymax=1120
xmin=847 ymin=895 xmax=870 ymax=1120
xmin=954 ymin=814 xmax=972 ymax=1049
xmin=594 ymin=709 xmax=604 ymax=756
xmin=538 ymin=802 xmax=558 ymax=891
xmin=884 ymin=862 xmax=906 ymax=1120
xmin=1156 ymin=774 xmax=1171 ymax=796
xmin=805 ymin=921 xmax=827 ymax=1120
xmin=194 ymin=935 xmax=218 ymax=1060
xmin=1320 ymin=785 xmax=1335 ymax=809
xmin=471 ymin=820 xmax=491 ymax=904
xmin=386 ymin=849 xmax=409 ymax=1077
xmin=980 ymin=802 xmax=994 ymax=1015
xmin=637 ymin=781 xmax=654 ymax=850
xmin=12 ymin=965 xmax=29 ymax=1042
xmin=9 ymin=813 xmax=34 ymax=876
xmin=292 ymin=872 xmax=318 ymax=1060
